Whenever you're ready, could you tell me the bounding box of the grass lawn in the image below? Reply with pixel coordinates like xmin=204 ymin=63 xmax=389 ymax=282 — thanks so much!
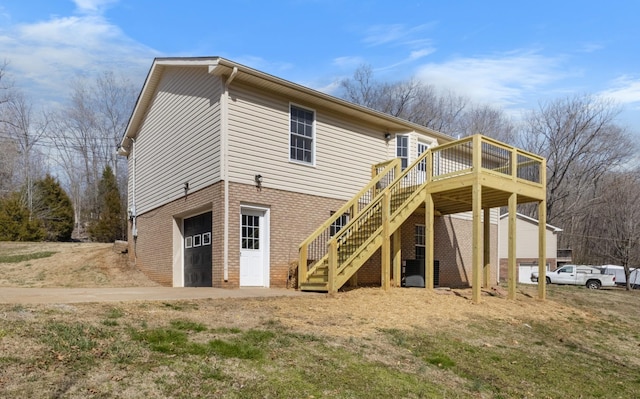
xmin=2 ymin=242 xmax=639 ymax=398
xmin=1 ymin=284 xmax=639 ymax=398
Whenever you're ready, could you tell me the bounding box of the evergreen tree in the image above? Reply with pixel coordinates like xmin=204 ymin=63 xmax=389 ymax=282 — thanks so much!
xmin=0 ymin=192 xmax=44 ymax=241
xmin=88 ymin=166 xmax=123 ymax=242
xmin=32 ymin=174 xmax=75 ymax=241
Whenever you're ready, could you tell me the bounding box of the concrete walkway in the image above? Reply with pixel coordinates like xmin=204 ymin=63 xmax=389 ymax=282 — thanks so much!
xmin=0 ymin=287 xmax=311 ymax=304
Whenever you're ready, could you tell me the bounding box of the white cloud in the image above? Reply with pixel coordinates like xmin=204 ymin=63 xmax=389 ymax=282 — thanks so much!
xmin=579 ymin=42 xmax=605 ymax=53
xmin=363 ymin=23 xmax=436 ymax=47
xmin=600 ymin=76 xmax=640 ymax=106
xmin=332 ymin=56 xmax=365 ymax=69
xmin=0 ymin=6 xmax=157 ymax=107
xmin=415 ymin=51 xmax=568 ymax=108
xmin=73 ymin=0 xmax=118 ymax=14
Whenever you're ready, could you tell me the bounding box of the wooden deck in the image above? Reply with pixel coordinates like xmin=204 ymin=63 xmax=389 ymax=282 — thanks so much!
xmin=298 ymin=135 xmax=547 ymax=303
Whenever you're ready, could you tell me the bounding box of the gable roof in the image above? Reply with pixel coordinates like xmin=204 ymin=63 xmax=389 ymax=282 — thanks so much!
xmin=499 ymin=212 xmax=563 ymax=233
xmin=118 ymin=57 xmax=453 ymax=155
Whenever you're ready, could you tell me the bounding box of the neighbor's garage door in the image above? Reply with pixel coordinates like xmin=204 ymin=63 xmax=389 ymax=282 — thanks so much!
xmin=184 ymin=212 xmax=212 ymax=287
xmin=518 ymin=265 xmax=536 ymax=284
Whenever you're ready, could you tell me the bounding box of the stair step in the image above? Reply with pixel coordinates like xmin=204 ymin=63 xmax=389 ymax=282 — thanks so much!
xmin=299 ymin=282 xmax=329 ymax=292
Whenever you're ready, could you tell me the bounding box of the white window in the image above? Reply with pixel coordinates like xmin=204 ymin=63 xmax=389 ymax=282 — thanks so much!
xmin=396 ymin=135 xmax=409 ymax=170
xmin=242 ymin=214 xmax=260 ymax=250
xmin=290 ymin=105 xmax=315 ymax=164
xmin=415 ymin=225 xmax=425 ymax=259
xmin=329 ymin=211 xmax=350 ymax=236
xmin=202 ymin=232 xmax=211 ymax=246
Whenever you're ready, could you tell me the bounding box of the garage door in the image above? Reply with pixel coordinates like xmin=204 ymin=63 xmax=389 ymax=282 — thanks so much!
xmin=184 ymin=212 xmax=212 ymax=287
xmin=518 ymin=265 xmax=536 ymax=284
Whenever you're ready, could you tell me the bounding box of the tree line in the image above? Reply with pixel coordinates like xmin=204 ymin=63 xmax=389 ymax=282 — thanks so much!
xmin=0 ymin=61 xmax=133 ymax=243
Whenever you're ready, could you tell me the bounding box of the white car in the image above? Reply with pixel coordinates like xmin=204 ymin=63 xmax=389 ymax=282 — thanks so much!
xmin=531 ymin=265 xmax=616 ymax=289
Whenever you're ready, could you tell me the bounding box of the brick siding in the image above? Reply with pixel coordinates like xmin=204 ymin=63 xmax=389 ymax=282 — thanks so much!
xmin=129 ymin=181 xmax=499 ymax=290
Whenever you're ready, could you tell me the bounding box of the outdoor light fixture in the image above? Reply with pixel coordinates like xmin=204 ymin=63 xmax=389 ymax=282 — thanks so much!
xmin=254 ymin=174 xmax=263 ymax=190
xmin=384 ymin=132 xmax=392 ymax=141
xmin=184 ymin=182 xmax=189 ymax=195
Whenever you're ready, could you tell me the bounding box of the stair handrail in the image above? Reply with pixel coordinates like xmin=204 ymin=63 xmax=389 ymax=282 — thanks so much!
xmin=328 ymin=135 xmax=537 ymax=287
xmin=329 ymin=144 xmax=435 ymax=280
xmin=298 ymin=158 xmax=401 ymax=287
xmin=301 ymin=135 xmax=545 ymax=291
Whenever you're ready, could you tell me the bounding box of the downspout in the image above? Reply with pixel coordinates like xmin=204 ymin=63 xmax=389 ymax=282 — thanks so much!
xmin=496 ymin=210 xmax=500 ymax=283
xmin=130 ymin=138 xmax=138 ymax=260
xmin=222 ymin=66 xmax=238 ymax=282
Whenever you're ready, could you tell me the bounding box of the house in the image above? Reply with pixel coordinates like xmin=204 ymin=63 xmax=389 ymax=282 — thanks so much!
xmin=118 ymin=57 xmax=548 ymax=302
xmin=498 ymin=213 xmax=562 ymax=284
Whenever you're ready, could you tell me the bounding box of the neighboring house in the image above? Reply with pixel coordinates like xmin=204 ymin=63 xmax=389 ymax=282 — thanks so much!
xmin=118 ymin=57 xmax=547 ymax=302
xmin=498 ymin=213 xmax=562 ymax=284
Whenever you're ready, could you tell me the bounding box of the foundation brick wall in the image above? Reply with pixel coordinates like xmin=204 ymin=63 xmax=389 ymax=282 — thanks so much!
xmin=227 ymin=182 xmax=346 ymax=288
xmin=130 ymin=182 xmax=224 ymax=287
xmin=130 ymin=181 xmax=345 ymax=288
xmin=353 ymin=213 xmax=499 ymax=289
xmin=395 ymin=213 xmax=498 ymax=288
xmin=130 ymin=179 xmax=500 ymax=290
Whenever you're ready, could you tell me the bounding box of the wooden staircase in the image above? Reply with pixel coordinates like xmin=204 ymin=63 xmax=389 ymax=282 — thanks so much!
xmin=298 ymin=149 xmax=434 ymax=292
xmin=298 ymin=134 xmax=548 ymax=302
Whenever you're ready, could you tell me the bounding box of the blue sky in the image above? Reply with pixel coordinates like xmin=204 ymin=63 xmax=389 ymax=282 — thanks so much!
xmin=1 ymin=0 xmax=639 ymax=133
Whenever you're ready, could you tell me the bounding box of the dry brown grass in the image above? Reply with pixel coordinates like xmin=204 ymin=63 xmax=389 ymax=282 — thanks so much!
xmin=2 ymin=242 xmax=640 ymax=398
xmin=0 ymin=242 xmax=159 ymax=288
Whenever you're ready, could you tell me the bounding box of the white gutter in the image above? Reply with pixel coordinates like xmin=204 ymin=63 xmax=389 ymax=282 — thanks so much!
xmin=219 ymin=66 xmax=238 ymax=282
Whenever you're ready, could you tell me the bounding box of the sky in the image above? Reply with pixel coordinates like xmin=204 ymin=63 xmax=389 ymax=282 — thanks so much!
xmin=1 ymin=0 xmax=639 ymax=133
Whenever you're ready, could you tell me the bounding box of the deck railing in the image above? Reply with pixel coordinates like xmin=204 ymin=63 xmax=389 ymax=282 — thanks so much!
xmin=331 ymin=146 xmax=434 ymax=273
xmin=298 ymin=158 xmax=401 ymax=286
xmin=431 ymin=135 xmax=543 ymax=184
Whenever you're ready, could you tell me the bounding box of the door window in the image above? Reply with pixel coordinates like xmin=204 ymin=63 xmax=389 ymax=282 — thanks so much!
xmin=242 ymin=214 xmax=260 ymax=250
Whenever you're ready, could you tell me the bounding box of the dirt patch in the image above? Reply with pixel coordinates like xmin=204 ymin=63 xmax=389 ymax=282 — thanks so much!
xmin=0 ymin=242 xmax=159 ymax=288
xmin=0 ymin=241 xmax=623 ymax=335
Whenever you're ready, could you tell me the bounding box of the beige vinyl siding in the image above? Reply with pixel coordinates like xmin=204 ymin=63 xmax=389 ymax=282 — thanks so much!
xmin=226 ymin=83 xmax=391 ymax=200
xmin=448 ymin=209 xmax=499 ymax=224
xmin=498 ymin=216 xmax=558 ymax=259
xmin=132 ymin=67 xmax=223 ymax=213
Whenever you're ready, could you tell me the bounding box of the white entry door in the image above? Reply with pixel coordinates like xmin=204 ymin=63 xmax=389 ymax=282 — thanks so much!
xmin=240 ymin=207 xmax=269 ymax=287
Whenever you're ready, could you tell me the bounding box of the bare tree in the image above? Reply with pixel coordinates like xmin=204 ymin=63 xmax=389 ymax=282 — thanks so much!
xmin=49 ymin=71 xmax=136 ymax=239
xmin=0 ymin=139 xmax=20 ymax=197
xmin=92 ymin=71 xmax=137 ymax=184
xmin=457 ymin=104 xmax=516 ymax=143
xmin=518 ymin=94 xmax=634 ymax=227
xmin=340 ymin=64 xmax=468 ymax=135
xmin=0 ymin=60 xmax=19 ymax=196
xmin=577 ymin=172 xmax=640 ymax=289
xmin=0 ymin=89 xmax=49 ymax=214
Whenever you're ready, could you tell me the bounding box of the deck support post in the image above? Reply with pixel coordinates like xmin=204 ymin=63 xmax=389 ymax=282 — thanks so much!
xmin=508 ymin=193 xmax=517 ymax=300
xmin=381 ymin=191 xmax=391 ymax=291
xmin=472 ymin=182 xmax=482 ymax=303
xmin=392 ymin=229 xmax=401 ymax=287
xmin=538 ymin=200 xmax=547 ymax=301
xmin=298 ymin=245 xmax=308 ymax=290
xmin=483 ymin=207 xmax=491 ymax=288
xmin=425 ymin=192 xmax=435 ymax=290
xmin=328 ymin=240 xmax=337 ymax=294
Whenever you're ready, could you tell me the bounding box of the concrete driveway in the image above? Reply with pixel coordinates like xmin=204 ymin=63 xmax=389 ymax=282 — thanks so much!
xmin=0 ymin=287 xmax=311 ymax=304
